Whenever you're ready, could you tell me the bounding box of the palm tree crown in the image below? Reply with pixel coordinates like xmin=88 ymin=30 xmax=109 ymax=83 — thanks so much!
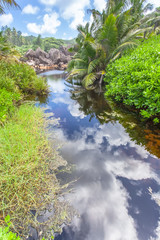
xmin=67 ymin=0 xmax=159 ymax=90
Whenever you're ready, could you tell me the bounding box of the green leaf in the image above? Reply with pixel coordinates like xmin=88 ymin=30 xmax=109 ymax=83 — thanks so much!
xmin=5 ymin=215 xmax=10 ymax=223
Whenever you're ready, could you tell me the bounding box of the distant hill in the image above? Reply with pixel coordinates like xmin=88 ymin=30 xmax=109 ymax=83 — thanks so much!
xmin=1 ymin=26 xmax=75 ymax=55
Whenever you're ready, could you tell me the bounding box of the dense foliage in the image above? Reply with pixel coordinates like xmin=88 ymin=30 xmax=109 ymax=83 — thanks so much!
xmin=0 ymin=60 xmax=48 ymax=124
xmin=104 ymin=35 xmax=160 ymax=123
xmin=1 ymin=26 xmax=75 ymax=54
xmin=67 ymin=0 xmax=160 ymax=89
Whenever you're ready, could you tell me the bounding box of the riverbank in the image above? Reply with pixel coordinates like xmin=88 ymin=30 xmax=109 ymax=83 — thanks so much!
xmin=0 ymin=59 xmax=69 ymax=239
xmin=0 ymin=104 xmax=58 ymax=231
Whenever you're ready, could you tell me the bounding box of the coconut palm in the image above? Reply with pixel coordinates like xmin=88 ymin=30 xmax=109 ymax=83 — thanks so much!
xmin=67 ymin=0 xmax=159 ymax=90
xmin=0 ymin=0 xmax=20 ymax=14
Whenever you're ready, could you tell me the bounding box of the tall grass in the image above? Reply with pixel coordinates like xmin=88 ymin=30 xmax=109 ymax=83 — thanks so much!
xmin=0 ymin=104 xmax=58 ymax=232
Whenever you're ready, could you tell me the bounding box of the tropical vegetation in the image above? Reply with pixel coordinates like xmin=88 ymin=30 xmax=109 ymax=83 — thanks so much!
xmin=1 ymin=26 xmax=75 ymax=54
xmin=104 ymin=35 xmax=160 ymax=123
xmin=0 ymin=59 xmax=48 ymax=124
xmin=67 ymin=0 xmax=160 ymax=89
xmin=0 ymin=23 xmax=61 ymax=238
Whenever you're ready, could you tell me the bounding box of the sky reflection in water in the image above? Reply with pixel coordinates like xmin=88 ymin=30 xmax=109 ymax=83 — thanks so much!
xmin=40 ymin=71 xmax=160 ymax=240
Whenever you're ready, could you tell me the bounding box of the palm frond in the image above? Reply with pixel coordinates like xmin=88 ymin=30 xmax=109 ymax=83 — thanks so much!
xmin=88 ymin=59 xmax=100 ymax=74
xmin=98 ymin=14 xmax=118 ymax=49
xmin=82 ymin=73 xmax=97 ymax=89
xmin=68 ymin=68 xmax=87 ymax=78
xmin=0 ymin=0 xmax=20 ymax=13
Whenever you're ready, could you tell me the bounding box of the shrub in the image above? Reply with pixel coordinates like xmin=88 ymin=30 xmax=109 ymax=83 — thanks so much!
xmin=0 ymin=60 xmax=48 ymax=124
xmin=104 ymin=35 xmax=160 ymax=123
xmin=0 ymin=61 xmax=48 ymax=95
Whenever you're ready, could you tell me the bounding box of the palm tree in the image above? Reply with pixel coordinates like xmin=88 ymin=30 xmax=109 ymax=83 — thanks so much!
xmin=0 ymin=0 xmax=20 ymax=14
xmin=67 ymin=0 xmax=159 ymax=90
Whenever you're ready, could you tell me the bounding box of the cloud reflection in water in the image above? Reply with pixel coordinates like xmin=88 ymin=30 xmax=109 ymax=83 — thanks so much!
xmin=42 ymin=74 xmax=160 ymax=240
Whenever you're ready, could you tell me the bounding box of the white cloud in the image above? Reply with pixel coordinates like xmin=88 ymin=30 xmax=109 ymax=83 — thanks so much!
xmin=39 ymin=0 xmax=90 ymax=30
xmin=69 ymin=9 xmax=87 ymax=30
xmin=22 ymin=4 xmax=39 ymax=14
xmin=68 ymin=103 xmax=85 ymax=119
xmin=22 ymin=32 xmax=29 ymax=36
xmin=40 ymin=0 xmax=57 ymax=5
xmin=44 ymin=7 xmax=53 ymax=13
xmin=49 ymin=119 xmax=160 ymax=240
xmin=149 ymin=0 xmax=160 ymax=8
xmin=60 ymin=0 xmax=90 ymax=30
xmin=0 ymin=13 xmax=13 ymax=26
xmin=27 ymin=12 xmax=61 ymax=35
xmin=93 ymin=0 xmax=106 ymax=12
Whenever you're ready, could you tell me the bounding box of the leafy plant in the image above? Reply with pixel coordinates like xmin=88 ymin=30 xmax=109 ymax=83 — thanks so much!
xmin=0 ymin=59 xmax=48 ymax=124
xmin=0 ymin=215 xmax=20 ymax=240
xmin=104 ymin=35 xmax=160 ymax=123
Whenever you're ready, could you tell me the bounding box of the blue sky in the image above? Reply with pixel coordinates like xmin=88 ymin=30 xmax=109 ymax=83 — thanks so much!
xmin=0 ymin=0 xmax=159 ymax=39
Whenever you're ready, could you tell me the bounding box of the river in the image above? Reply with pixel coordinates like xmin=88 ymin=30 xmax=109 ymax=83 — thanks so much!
xmin=39 ymin=70 xmax=160 ymax=240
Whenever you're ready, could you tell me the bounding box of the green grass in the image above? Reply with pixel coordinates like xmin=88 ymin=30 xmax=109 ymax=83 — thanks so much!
xmin=104 ymin=35 xmax=160 ymax=124
xmin=0 ymin=104 xmax=58 ymax=231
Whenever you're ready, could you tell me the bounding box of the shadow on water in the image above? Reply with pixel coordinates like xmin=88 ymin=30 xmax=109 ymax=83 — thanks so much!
xmin=39 ymin=71 xmax=160 ymax=240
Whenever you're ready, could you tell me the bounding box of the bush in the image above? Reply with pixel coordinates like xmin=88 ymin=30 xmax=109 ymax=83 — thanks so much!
xmin=104 ymin=35 xmax=160 ymax=123
xmin=0 ymin=60 xmax=48 ymax=124
xmin=0 ymin=61 xmax=48 ymax=95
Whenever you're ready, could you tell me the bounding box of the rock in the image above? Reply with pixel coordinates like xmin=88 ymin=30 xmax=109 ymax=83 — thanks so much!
xmin=24 ymin=45 xmax=73 ymax=72
xmin=39 ymin=56 xmax=52 ymax=65
xmin=24 ymin=49 xmax=36 ymax=60
xmin=59 ymin=45 xmax=70 ymax=56
xmin=34 ymin=58 xmax=40 ymax=65
xmin=46 ymin=53 xmax=50 ymax=59
xmin=35 ymin=47 xmax=48 ymax=59
xmin=26 ymin=60 xmax=36 ymax=66
xmin=60 ymin=52 xmax=69 ymax=64
xmin=48 ymin=48 xmax=61 ymax=63
xmin=58 ymin=62 xmax=68 ymax=70
xmin=28 ymin=226 xmax=38 ymax=240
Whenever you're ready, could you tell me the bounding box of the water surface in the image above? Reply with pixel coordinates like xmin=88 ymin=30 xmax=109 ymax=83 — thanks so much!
xmin=40 ymin=70 xmax=160 ymax=240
